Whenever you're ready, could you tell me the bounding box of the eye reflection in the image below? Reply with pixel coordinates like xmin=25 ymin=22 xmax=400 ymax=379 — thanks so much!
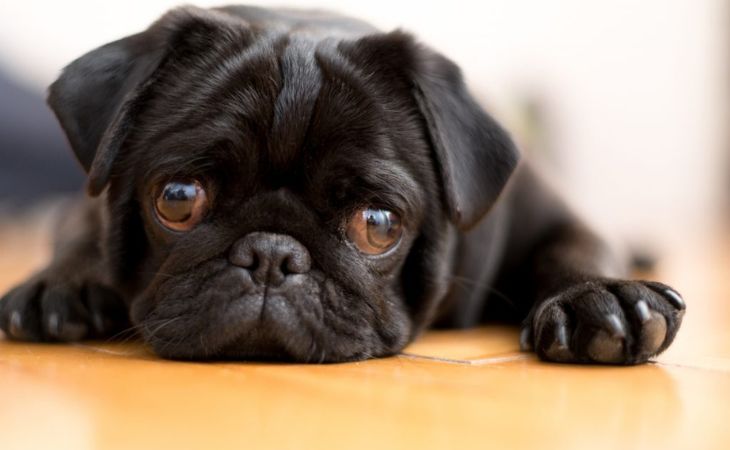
xmin=154 ymin=179 xmax=208 ymax=231
xmin=347 ymin=207 xmax=403 ymax=255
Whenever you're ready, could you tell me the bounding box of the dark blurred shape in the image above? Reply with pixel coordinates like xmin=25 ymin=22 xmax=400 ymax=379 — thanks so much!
xmin=0 ymin=66 xmax=84 ymax=205
xmin=630 ymin=249 xmax=657 ymax=273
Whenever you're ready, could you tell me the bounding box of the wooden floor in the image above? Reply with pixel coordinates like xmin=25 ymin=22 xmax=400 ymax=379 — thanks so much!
xmin=0 ymin=214 xmax=728 ymax=450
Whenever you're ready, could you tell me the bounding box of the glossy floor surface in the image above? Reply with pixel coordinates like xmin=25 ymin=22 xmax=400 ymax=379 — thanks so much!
xmin=0 ymin=214 xmax=728 ymax=450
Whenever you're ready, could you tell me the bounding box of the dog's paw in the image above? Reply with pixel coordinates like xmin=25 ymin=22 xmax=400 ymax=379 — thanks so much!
xmin=0 ymin=273 xmax=128 ymax=342
xmin=521 ymin=279 xmax=685 ymax=364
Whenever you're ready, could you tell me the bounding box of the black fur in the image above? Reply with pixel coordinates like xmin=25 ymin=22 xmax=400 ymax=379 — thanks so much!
xmin=0 ymin=5 xmax=684 ymax=364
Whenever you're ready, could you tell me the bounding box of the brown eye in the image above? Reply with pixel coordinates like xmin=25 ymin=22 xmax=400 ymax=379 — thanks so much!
xmin=346 ymin=208 xmax=403 ymax=255
xmin=154 ymin=180 xmax=208 ymax=231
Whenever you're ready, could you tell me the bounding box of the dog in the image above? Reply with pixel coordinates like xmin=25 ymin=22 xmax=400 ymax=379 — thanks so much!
xmin=0 ymin=5 xmax=685 ymax=363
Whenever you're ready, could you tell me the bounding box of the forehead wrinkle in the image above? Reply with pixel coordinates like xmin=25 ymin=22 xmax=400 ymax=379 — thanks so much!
xmin=306 ymin=44 xmax=390 ymax=150
xmin=139 ymin=39 xmax=281 ymax=149
xmin=149 ymin=29 xmax=252 ymax=106
xmin=205 ymin=36 xmax=281 ymax=103
xmin=309 ymin=44 xmax=426 ymax=218
xmin=268 ymin=37 xmax=322 ymax=171
xmin=139 ymin=83 xmax=270 ymax=150
xmin=151 ymin=35 xmax=264 ymax=118
xmin=316 ymin=43 xmax=386 ymax=113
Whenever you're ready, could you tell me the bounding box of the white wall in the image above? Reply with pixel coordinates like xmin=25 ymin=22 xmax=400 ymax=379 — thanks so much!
xmin=0 ymin=0 xmax=726 ymax=248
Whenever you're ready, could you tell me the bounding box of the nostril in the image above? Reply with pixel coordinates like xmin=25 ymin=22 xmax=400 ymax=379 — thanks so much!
xmin=280 ymin=256 xmax=292 ymax=276
xmin=229 ymin=232 xmax=311 ymax=285
xmin=283 ymin=250 xmax=311 ymax=275
xmin=249 ymin=253 xmax=260 ymax=272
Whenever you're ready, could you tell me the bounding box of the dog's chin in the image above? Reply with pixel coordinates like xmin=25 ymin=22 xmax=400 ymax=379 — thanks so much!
xmin=137 ymin=262 xmax=410 ymax=362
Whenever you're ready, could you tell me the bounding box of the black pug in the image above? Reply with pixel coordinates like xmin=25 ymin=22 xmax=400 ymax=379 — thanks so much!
xmin=0 ymin=5 xmax=685 ymax=363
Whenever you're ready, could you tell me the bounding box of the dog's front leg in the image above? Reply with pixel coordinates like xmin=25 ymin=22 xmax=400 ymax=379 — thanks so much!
xmin=500 ymin=167 xmax=686 ymax=364
xmin=0 ymin=196 xmax=129 ymax=342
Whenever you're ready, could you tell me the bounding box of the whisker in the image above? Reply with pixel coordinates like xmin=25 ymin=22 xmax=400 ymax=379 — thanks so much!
xmin=448 ymin=275 xmax=516 ymax=307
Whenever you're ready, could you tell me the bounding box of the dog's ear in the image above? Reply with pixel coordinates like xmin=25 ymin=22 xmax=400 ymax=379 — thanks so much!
xmin=48 ymin=31 xmax=165 ymax=195
xmin=411 ymin=47 xmax=520 ymax=229
xmin=47 ymin=6 xmax=248 ymax=196
xmin=342 ymin=32 xmax=520 ymax=230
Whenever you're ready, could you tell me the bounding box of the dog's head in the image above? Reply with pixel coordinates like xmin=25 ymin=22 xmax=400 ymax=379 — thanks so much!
xmin=47 ymin=6 xmax=518 ymax=361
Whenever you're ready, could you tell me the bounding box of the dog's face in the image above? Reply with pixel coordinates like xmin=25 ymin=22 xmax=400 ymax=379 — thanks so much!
xmin=47 ymin=7 xmax=518 ymax=361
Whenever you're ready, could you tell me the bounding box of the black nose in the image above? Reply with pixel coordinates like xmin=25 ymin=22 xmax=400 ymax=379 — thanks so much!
xmin=229 ymin=232 xmax=311 ymax=286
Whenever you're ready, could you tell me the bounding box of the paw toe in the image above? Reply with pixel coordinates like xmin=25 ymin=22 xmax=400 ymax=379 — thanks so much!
xmin=636 ymin=310 xmax=667 ymax=357
xmin=544 ymin=323 xmax=574 ymax=362
xmin=45 ymin=312 xmax=88 ymax=341
xmin=8 ymin=310 xmax=26 ymax=339
xmin=1 ymin=282 xmax=43 ymax=340
xmin=533 ymin=305 xmax=576 ymax=363
xmin=634 ymin=299 xmax=652 ymax=323
xmin=587 ymin=329 xmax=625 ymax=363
xmin=40 ymin=286 xmax=90 ymax=342
xmin=660 ymin=287 xmax=685 ymax=310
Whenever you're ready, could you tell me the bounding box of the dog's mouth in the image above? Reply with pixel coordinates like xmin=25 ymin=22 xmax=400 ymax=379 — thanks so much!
xmin=137 ymin=264 xmax=407 ymax=362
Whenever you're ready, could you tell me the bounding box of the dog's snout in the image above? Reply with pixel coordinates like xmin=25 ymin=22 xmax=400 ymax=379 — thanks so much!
xmin=229 ymin=232 xmax=311 ymax=286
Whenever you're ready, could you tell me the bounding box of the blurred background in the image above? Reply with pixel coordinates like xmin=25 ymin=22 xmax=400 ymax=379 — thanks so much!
xmin=0 ymin=0 xmax=727 ymax=252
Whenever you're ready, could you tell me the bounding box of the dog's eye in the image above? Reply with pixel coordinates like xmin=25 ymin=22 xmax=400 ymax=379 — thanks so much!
xmin=346 ymin=208 xmax=403 ymax=255
xmin=154 ymin=180 xmax=208 ymax=231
